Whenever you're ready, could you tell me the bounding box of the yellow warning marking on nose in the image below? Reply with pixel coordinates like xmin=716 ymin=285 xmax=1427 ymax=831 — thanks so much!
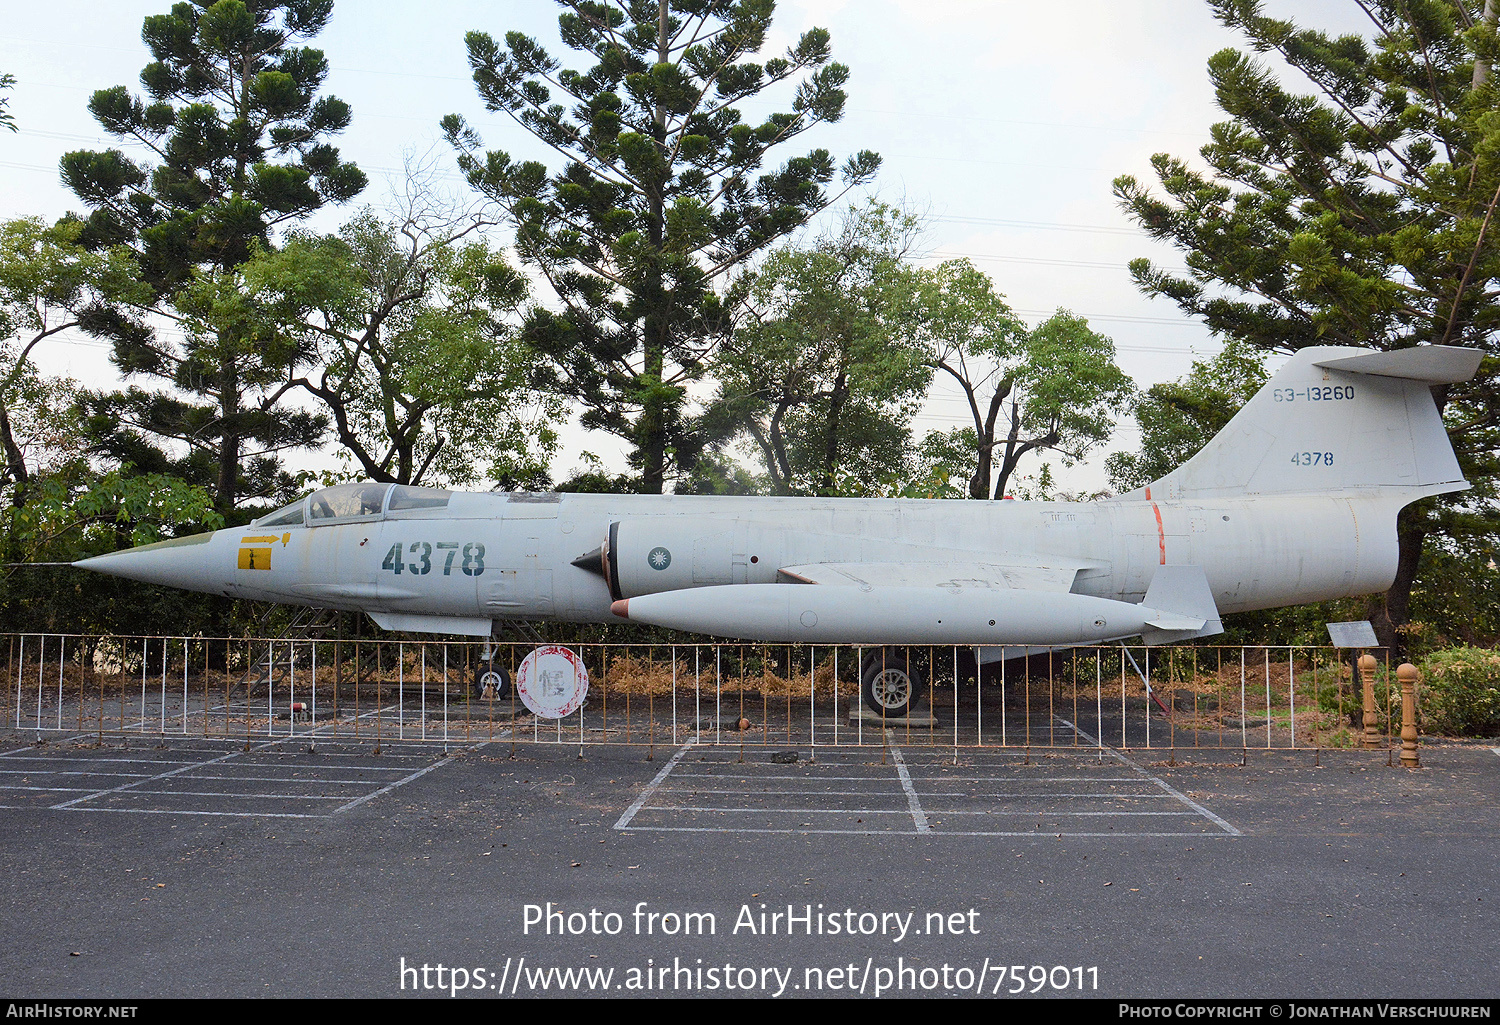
xmin=238 ymin=547 xmax=272 ymax=570
xmin=281 ymin=533 xmax=291 ymax=546
xmin=241 ymin=535 xmax=279 ymax=544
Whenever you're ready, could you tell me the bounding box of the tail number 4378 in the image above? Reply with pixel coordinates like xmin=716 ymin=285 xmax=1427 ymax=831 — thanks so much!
xmin=382 ymin=541 xmax=485 ymax=576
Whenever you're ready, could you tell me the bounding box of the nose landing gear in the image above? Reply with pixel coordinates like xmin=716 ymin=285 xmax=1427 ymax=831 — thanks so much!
xmin=471 ymin=661 xmax=511 ymax=701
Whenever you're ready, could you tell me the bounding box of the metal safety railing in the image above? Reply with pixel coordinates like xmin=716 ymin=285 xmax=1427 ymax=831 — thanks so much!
xmin=0 ymin=634 xmax=1414 ymax=758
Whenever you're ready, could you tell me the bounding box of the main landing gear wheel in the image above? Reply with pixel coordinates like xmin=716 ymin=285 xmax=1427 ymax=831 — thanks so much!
xmin=472 ymin=661 xmax=511 ymax=702
xmin=860 ymin=648 xmax=923 ymax=719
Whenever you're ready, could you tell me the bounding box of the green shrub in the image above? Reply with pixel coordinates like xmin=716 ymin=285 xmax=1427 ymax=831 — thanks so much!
xmin=1417 ymin=647 xmax=1500 ymax=737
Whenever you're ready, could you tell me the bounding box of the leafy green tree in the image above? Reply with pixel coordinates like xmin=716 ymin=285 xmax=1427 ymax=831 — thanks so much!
xmin=921 ymin=259 xmax=1135 ymax=501
xmin=1113 ymin=0 xmax=1500 ymax=648
xmin=241 ymin=204 xmax=562 ymax=490
xmin=1106 ymin=340 xmax=1268 ymax=493
xmin=0 ymin=217 xmax=145 ymax=508
xmin=707 ymin=202 xmax=930 ymax=496
xmin=60 ymin=0 xmax=366 ymax=513
xmin=0 ymin=223 xmax=226 ymax=635
xmin=445 ymin=0 xmax=880 ymax=493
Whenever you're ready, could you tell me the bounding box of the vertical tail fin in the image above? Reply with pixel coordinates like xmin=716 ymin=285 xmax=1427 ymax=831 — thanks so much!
xmin=1137 ymin=345 xmax=1480 ymax=501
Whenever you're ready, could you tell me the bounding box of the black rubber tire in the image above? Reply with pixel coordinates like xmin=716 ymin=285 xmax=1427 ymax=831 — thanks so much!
xmin=859 ymin=648 xmax=923 ymax=718
xmin=472 ymin=661 xmax=512 ymax=701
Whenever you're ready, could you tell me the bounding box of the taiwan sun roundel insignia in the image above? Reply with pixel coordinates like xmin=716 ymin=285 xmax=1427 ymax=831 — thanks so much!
xmin=647 ymin=546 xmax=671 ymax=571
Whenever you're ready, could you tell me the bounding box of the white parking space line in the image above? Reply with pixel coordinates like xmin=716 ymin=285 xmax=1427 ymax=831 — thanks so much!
xmin=62 ymin=806 xmax=330 ymax=819
xmin=666 ymin=773 xmax=904 ymax=781
xmin=888 ymin=739 xmax=930 ymax=833
xmin=618 ymin=732 xmax=1240 ymax=837
xmin=647 ymin=806 xmax=913 ymax=815
xmin=0 ymin=755 xmax=199 ymax=764
xmin=905 ymin=776 xmax=1142 ymax=783
xmin=919 ymin=809 xmax=1201 ymax=817
xmin=0 ymin=716 xmax=474 ymax=818
xmin=332 ymin=756 xmax=455 ymax=814
xmin=50 ymin=747 xmax=253 ymax=810
xmin=614 ymin=737 xmax=701 ymax=830
xmin=657 ymin=792 xmax=900 ymax=798
xmin=0 ymin=770 xmax=150 ymax=778
xmin=114 ymin=789 xmax=364 ymax=800
xmin=164 ymin=773 xmax=417 ymax=784
xmin=1055 ymin=717 xmax=1240 ymax=836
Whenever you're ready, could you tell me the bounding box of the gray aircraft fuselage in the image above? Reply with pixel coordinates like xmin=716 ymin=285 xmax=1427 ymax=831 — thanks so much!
xmin=75 ymin=344 xmax=1481 ymax=648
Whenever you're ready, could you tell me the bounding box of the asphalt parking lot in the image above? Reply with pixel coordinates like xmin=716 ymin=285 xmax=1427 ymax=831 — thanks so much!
xmin=0 ymin=725 xmax=1496 ymax=999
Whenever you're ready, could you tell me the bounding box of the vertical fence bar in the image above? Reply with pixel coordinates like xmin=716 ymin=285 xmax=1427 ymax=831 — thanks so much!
xmin=810 ymin=646 xmax=818 ymax=763
xmin=179 ymin=639 xmax=187 ymax=735
xmin=951 ymin=645 xmax=959 ymax=764
xmin=1095 ymin=649 xmax=1103 ymax=762
xmin=55 ymin=636 xmax=64 ymax=733
xmin=1288 ymin=645 xmax=1296 ymax=751
xmin=1119 ymin=647 xmax=1126 ymax=749
xmin=972 ymin=647 xmax=980 ymax=750
xmin=1167 ymin=648 xmax=1176 ymax=756
xmin=354 ymin=640 xmax=362 ymax=742
xmin=1143 ymin=648 xmax=1150 ymax=750
xmin=35 ymin=635 xmax=44 ymax=731
xmin=999 ymin=651 xmax=1005 ymax=748
xmin=831 ymin=647 xmax=838 ymax=748
xmin=266 ymin=641 xmax=273 ymax=737
xmin=287 ymin=640 xmax=294 ymax=739
xmin=96 ymin=636 xmax=104 ymax=743
xmin=375 ymin=641 xmax=383 ymax=751
xmin=137 ymin=638 xmax=147 ymax=732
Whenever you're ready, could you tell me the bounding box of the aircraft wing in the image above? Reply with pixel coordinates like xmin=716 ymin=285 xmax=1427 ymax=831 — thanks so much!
xmin=776 ymin=556 xmax=1107 ymax=594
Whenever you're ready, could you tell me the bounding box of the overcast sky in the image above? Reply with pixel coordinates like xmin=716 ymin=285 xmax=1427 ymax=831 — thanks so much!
xmin=1 ymin=0 xmax=1372 ymax=493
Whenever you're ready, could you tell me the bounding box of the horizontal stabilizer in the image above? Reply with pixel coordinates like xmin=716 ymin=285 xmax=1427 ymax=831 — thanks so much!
xmin=1312 ymin=345 xmax=1483 ymax=383
xmin=1140 ymin=565 xmax=1222 ymax=645
xmin=1144 ymin=613 xmax=1208 ymax=632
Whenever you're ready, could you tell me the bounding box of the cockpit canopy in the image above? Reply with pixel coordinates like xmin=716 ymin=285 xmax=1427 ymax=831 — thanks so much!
xmin=254 ymin=483 xmax=453 ymax=527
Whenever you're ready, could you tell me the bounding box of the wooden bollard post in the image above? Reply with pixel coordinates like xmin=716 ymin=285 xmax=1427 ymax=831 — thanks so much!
xmin=1359 ymin=653 xmax=1380 ymax=749
xmin=1398 ymin=663 xmax=1420 ymax=768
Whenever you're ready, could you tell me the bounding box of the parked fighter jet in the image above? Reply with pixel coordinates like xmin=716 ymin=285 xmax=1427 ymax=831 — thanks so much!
xmin=75 ymin=344 xmax=1482 ymax=716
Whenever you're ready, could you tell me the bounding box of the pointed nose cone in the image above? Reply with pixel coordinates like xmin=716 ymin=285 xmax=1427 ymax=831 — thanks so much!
xmin=73 ymin=531 xmax=222 ymax=591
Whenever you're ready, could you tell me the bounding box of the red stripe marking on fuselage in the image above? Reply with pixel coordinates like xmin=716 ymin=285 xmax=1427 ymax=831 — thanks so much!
xmin=1145 ymin=486 xmax=1166 ymax=566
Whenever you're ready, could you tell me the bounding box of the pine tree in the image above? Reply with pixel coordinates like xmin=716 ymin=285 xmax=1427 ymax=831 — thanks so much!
xmin=60 ymin=0 xmax=365 ymax=513
xmin=444 ymin=0 xmax=879 ymax=493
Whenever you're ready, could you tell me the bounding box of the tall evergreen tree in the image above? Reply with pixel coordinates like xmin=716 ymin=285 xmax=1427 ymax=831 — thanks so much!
xmin=444 ymin=0 xmax=880 ymax=493
xmin=60 ymin=0 xmax=365 ymax=513
xmin=1114 ymin=0 xmax=1500 ymax=649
